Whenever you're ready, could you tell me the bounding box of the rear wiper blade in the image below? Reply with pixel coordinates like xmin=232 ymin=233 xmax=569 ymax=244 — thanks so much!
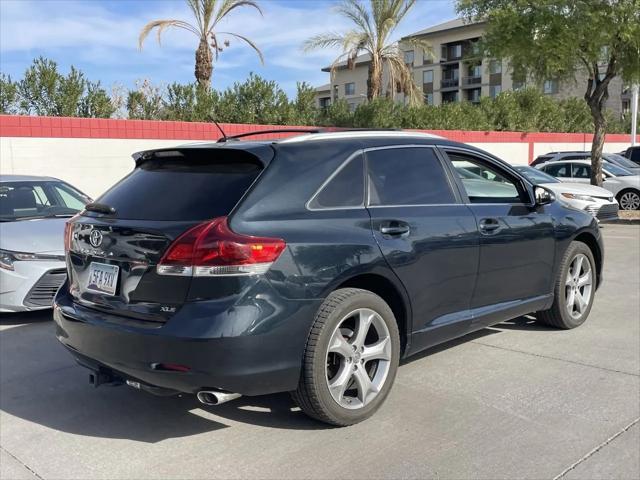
xmin=84 ymin=202 xmax=116 ymax=215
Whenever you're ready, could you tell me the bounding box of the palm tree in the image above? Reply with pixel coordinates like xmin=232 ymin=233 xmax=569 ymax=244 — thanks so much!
xmin=139 ymin=0 xmax=264 ymax=90
xmin=304 ymin=0 xmax=429 ymax=103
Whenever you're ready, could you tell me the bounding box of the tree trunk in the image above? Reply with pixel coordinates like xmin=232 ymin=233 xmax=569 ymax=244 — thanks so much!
xmin=367 ymin=59 xmax=382 ymax=100
xmin=195 ymin=37 xmax=213 ymax=90
xmin=589 ymin=105 xmax=607 ymax=186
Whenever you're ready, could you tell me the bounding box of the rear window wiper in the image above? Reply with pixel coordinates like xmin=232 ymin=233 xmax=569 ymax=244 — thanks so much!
xmin=84 ymin=202 xmax=116 ymax=215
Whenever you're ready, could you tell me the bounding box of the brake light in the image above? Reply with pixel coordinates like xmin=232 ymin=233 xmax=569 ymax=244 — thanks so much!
xmin=157 ymin=217 xmax=285 ymax=277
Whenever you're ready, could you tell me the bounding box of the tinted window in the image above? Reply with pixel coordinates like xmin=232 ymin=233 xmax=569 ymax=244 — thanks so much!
xmin=0 ymin=181 xmax=87 ymax=221
xmin=543 ymin=163 xmax=571 ymax=178
xmin=514 ymin=166 xmax=560 ymax=184
xmin=564 ymin=154 xmax=590 ymax=160
xmin=367 ymin=148 xmax=455 ymax=206
xmin=97 ymin=150 xmax=262 ymax=221
xmin=448 ymin=153 xmax=522 ymax=203
xmin=629 ymin=148 xmax=640 ymax=163
xmin=605 ymin=153 xmax=638 ymax=169
xmin=309 ymin=154 xmax=364 ymax=209
xmin=572 ymin=164 xmax=591 ymax=178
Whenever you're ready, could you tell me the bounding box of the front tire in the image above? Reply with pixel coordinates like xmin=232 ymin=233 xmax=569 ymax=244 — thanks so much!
xmin=537 ymin=241 xmax=596 ymax=329
xmin=292 ymin=288 xmax=400 ymax=426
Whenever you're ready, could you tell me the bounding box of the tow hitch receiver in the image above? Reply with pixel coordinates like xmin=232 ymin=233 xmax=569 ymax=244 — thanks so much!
xmin=89 ymin=369 xmax=123 ymax=387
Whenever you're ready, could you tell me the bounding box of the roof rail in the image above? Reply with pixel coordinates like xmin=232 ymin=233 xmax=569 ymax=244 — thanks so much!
xmin=217 ymin=128 xmax=323 ymax=142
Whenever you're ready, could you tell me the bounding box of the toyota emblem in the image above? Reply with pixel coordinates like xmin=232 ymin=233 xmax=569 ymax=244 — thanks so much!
xmin=89 ymin=229 xmax=103 ymax=248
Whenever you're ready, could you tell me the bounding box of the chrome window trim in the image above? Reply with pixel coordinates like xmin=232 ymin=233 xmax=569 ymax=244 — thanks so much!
xmin=305 ymin=150 xmax=366 ymax=212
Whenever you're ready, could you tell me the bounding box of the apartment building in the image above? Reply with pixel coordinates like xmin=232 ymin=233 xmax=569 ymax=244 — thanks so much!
xmin=315 ymin=18 xmax=627 ymax=116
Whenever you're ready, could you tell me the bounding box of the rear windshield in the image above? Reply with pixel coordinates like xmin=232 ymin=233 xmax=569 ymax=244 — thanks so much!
xmin=95 ymin=149 xmax=263 ymax=221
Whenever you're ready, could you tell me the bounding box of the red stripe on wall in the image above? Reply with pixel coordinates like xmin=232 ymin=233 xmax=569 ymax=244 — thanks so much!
xmin=0 ymin=115 xmax=637 ymax=144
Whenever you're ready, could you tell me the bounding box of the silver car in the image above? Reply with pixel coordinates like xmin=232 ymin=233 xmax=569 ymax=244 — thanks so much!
xmin=514 ymin=166 xmax=619 ymax=221
xmin=0 ymin=175 xmax=90 ymax=312
xmin=536 ymin=160 xmax=640 ymax=210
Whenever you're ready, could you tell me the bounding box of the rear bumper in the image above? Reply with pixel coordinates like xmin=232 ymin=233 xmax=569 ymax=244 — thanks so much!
xmin=53 ymin=281 xmax=320 ymax=396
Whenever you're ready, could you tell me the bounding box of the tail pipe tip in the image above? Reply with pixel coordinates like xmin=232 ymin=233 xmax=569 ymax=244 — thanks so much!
xmin=197 ymin=390 xmax=242 ymax=406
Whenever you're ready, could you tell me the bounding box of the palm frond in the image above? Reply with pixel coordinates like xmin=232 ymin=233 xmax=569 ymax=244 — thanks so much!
xmin=185 ymin=0 xmax=206 ymax=35
xmin=138 ymin=19 xmax=199 ymax=50
xmin=218 ymin=31 xmax=264 ymax=64
xmin=214 ymin=0 xmax=262 ymax=26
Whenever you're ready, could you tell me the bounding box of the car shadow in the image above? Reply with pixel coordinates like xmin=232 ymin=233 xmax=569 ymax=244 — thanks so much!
xmin=0 ymin=313 xmax=552 ymax=440
xmin=0 ymin=309 xmax=52 ymax=326
xmin=495 ymin=314 xmax=557 ymax=331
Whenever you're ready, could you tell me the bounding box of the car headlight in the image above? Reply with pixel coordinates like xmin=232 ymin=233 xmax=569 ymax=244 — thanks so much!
xmin=0 ymin=249 xmax=65 ymax=271
xmin=561 ymin=193 xmax=596 ymax=202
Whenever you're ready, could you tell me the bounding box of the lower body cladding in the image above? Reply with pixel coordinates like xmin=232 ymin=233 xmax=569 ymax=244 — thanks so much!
xmin=1 ymin=260 xmax=66 ymax=312
xmin=53 ymin=282 xmax=322 ymax=405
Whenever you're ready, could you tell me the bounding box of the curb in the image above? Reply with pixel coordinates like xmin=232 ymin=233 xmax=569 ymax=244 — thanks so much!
xmin=602 ymin=218 xmax=640 ymax=225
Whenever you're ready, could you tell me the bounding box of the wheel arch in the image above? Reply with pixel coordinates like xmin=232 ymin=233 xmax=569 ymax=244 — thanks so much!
xmin=335 ymin=272 xmax=412 ymax=356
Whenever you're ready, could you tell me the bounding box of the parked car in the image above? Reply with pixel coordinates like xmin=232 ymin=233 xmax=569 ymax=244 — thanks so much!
xmin=620 ymin=146 xmax=640 ymax=166
xmin=531 ymin=151 xmax=640 ymax=173
xmin=537 ymin=160 xmax=640 ymax=210
xmin=513 ymin=166 xmax=618 ymax=221
xmin=0 ymin=175 xmax=91 ymax=311
xmin=54 ymin=131 xmax=604 ymax=426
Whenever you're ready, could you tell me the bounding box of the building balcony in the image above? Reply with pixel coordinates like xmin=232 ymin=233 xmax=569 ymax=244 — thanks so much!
xmin=441 ymin=78 xmax=460 ymax=90
xmin=461 ymin=76 xmax=482 ymax=88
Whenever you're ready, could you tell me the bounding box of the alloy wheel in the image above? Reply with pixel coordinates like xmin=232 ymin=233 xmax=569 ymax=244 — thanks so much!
xmin=619 ymin=191 xmax=640 ymax=210
xmin=325 ymin=308 xmax=392 ymax=410
xmin=565 ymin=253 xmax=593 ymax=320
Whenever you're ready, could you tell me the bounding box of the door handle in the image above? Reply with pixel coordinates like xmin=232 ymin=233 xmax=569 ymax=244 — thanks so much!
xmin=479 ymin=218 xmax=501 ymax=234
xmin=380 ymin=223 xmax=410 ymax=236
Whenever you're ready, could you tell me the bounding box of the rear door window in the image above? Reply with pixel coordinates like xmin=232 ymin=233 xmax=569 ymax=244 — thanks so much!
xmin=96 ymin=149 xmax=263 ymax=221
xmin=543 ymin=163 xmax=571 ymax=178
xmin=366 ymin=147 xmax=456 ymax=206
xmin=571 ymin=164 xmax=591 ymax=179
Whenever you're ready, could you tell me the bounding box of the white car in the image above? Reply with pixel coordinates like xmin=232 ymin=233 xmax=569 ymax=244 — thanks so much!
xmin=536 ymin=160 xmax=640 ymax=211
xmin=0 ymin=175 xmax=90 ymax=312
xmin=515 ymin=165 xmax=619 ymax=221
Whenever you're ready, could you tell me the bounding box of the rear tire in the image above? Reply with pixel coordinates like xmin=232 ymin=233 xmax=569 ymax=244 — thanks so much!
xmin=537 ymin=241 xmax=596 ymax=329
xmin=292 ymin=288 xmax=400 ymax=426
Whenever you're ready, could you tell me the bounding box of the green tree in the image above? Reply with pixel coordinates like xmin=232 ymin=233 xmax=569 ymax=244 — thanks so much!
xmin=304 ymin=0 xmax=429 ymax=103
xmin=127 ymin=79 xmax=164 ymax=120
xmin=0 ymin=74 xmax=18 ymax=114
xmin=457 ymin=0 xmax=640 ymax=185
xmin=139 ymin=0 xmax=264 ymax=90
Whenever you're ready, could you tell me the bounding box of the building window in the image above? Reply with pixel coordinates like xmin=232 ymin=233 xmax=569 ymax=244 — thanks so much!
xmin=424 ymin=93 xmax=434 ymax=105
xmin=319 ymin=97 xmax=331 ymax=109
xmin=423 ymin=70 xmax=434 ymax=84
xmin=543 ymin=79 xmax=558 ymax=94
xmin=471 ymin=41 xmax=481 ymax=56
xmin=404 ymin=50 xmax=414 ymax=65
xmin=442 ymin=91 xmax=458 ymax=103
xmin=333 ymin=85 xmax=338 ymax=100
xmin=452 ymin=44 xmax=462 ymax=59
xmin=468 ymin=88 xmax=481 ymax=103
xmin=490 ymin=85 xmax=502 ymax=98
xmin=348 ymin=102 xmax=356 ymax=112
xmin=489 ymin=60 xmax=502 ymax=74
xmin=345 ymin=83 xmax=355 ymax=96
xmin=422 ymin=49 xmax=433 ymax=65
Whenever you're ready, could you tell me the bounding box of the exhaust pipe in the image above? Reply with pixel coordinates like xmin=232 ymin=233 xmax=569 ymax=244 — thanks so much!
xmin=197 ymin=390 xmax=241 ymax=406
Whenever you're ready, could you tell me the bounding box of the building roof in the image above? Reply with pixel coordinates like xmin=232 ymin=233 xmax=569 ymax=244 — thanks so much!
xmin=321 ymin=53 xmax=372 ymax=72
xmin=314 ymin=83 xmax=331 ymax=92
xmin=402 ymin=17 xmax=484 ymax=39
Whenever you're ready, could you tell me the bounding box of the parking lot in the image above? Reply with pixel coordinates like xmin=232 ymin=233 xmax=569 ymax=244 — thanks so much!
xmin=1 ymin=224 xmax=638 ymax=480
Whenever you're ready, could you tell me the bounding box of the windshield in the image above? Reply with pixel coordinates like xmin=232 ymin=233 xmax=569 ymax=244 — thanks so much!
xmin=605 ymin=153 xmax=639 ymax=169
xmin=514 ymin=166 xmax=560 ymax=184
xmin=604 ymin=163 xmax=635 ymax=177
xmin=0 ymin=180 xmax=88 ymax=222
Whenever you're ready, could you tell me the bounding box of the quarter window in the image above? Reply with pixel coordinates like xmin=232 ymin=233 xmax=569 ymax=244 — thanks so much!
xmin=309 ymin=154 xmax=364 ymax=209
xmin=367 ymin=148 xmax=456 ymax=206
xmin=447 ymin=153 xmax=523 ymax=204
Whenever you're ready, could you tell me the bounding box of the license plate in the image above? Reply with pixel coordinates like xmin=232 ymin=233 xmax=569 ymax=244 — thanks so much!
xmin=86 ymin=262 xmax=119 ymax=296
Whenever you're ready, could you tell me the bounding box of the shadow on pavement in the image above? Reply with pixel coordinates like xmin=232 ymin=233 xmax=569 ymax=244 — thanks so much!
xmin=0 ymin=312 xmax=551 ymax=440
xmin=0 ymin=309 xmax=52 ymax=326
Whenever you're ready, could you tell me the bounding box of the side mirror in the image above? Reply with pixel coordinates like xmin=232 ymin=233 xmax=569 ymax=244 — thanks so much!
xmin=534 ymin=186 xmax=554 ymax=206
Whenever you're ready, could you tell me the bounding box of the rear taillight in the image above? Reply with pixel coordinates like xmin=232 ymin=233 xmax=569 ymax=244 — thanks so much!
xmin=157 ymin=217 xmax=285 ymax=277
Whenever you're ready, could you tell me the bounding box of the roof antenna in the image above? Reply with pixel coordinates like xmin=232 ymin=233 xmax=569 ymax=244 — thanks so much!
xmin=211 ymin=118 xmax=227 ymax=142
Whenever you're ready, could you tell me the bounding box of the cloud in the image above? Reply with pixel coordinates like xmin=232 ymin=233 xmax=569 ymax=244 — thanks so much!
xmin=0 ymin=0 xmax=456 ymax=96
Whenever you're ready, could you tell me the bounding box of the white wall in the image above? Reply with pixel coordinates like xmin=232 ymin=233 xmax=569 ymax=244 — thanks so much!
xmin=0 ymin=136 xmax=635 ymax=198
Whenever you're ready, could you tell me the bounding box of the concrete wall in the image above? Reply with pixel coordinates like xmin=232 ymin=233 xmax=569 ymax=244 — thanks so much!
xmin=1 ymin=115 xmax=637 ymax=198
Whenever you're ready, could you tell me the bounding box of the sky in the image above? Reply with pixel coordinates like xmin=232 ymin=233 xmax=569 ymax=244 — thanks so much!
xmin=0 ymin=0 xmax=457 ymax=97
